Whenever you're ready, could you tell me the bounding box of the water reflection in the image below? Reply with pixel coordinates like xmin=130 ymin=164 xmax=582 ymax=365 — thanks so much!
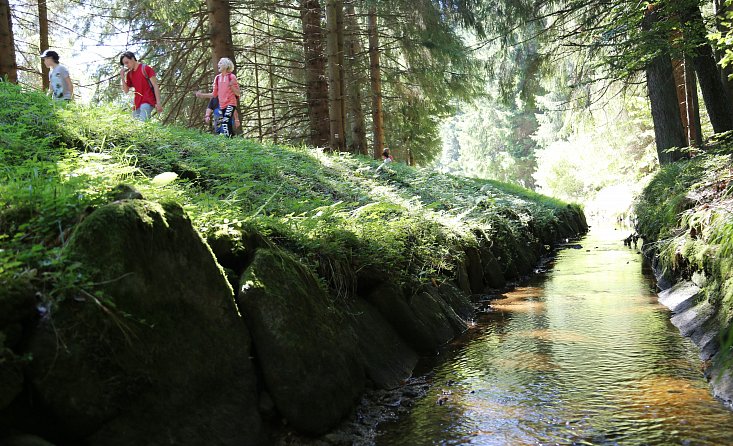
xmin=377 ymin=227 xmax=733 ymax=445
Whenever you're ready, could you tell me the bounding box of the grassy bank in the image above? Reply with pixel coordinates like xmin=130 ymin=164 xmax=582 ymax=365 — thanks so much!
xmin=0 ymin=82 xmax=582 ymax=309
xmin=635 ymin=135 xmax=733 ymax=356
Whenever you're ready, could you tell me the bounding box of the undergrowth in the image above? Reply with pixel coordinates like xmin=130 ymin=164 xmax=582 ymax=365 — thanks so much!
xmin=0 ymin=82 xmax=580 ymax=309
xmin=635 ymin=136 xmax=733 ymax=365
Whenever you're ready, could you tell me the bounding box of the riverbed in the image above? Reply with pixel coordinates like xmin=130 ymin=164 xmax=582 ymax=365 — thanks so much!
xmin=375 ymin=227 xmax=733 ymax=445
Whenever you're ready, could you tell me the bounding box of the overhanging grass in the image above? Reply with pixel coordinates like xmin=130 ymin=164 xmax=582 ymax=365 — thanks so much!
xmin=1 ymin=82 xmax=580 ymax=305
xmin=635 ymin=138 xmax=733 ymax=362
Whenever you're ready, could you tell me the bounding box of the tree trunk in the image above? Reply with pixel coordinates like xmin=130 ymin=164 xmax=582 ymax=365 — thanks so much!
xmin=713 ymin=0 xmax=733 ymax=107
xmin=672 ymin=57 xmax=702 ymax=146
xmin=300 ymin=0 xmax=330 ymax=147
xmin=343 ymin=2 xmax=368 ymax=155
xmin=253 ymin=16 xmax=263 ymax=141
xmin=368 ymin=7 xmax=385 ymax=159
xmin=684 ymin=4 xmax=733 ymax=133
xmin=38 ymin=0 xmax=49 ymax=90
xmin=644 ymin=10 xmax=686 ymax=164
xmin=326 ymin=0 xmax=345 ymax=151
xmin=0 ymin=0 xmax=17 ymax=83
xmin=646 ymin=54 xmax=687 ymax=164
xmin=206 ymin=0 xmax=235 ymax=71
xmin=267 ymin=16 xmax=277 ymax=143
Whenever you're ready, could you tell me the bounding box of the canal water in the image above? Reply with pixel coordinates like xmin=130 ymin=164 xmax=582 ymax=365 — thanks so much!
xmin=376 ymin=227 xmax=733 ymax=445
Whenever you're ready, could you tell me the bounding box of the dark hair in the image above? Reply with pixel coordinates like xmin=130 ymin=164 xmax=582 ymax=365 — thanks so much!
xmin=119 ymin=51 xmax=137 ymax=65
xmin=40 ymin=50 xmax=60 ymax=63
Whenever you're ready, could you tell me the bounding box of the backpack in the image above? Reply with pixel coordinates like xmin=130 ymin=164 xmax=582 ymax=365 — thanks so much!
xmin=140 ymin=63 xmax=155 ymax=101
xmin=214 ymin=73 xmax=239 ymax=98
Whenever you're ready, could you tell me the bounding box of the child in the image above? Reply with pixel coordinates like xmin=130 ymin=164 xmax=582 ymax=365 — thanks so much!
xmin=195 ymin=57 xmax=241 ymax=137
xmin=376 ymin=147 xmax=394 ymax=172
xmin=40 ymin=50 xmax=73 ymax=101
xmin=205 ymin=97 xmax=240 ymax=135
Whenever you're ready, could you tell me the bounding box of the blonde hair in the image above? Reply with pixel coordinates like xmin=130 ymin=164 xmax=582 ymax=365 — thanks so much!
xmin=218 ymin=57 xmax=235 ymax=73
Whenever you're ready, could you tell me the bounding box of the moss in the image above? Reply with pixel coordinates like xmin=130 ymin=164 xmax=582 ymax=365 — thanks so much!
xmin=635 ymin=144 xmax=733 ymax=365
xmin=237 ymin=248 xmax=364 ymax=434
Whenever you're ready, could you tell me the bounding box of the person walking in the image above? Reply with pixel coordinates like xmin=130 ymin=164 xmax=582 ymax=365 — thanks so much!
xmin=119 ymin=51 xmax=163 ymax=121
xmin=204 ymin=96 xmax=240 ymax=134
xmin=195 ymin=57 xmax=240 ymax=137
xmin=40 ymin=50 xmax=73 ymax=101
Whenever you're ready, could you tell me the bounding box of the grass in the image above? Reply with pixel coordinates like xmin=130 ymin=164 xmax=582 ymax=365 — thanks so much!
xmin=0 ymin=82 xmax=582 ymax=310
xmin=635 ymin=135 xmax=733 ymax=363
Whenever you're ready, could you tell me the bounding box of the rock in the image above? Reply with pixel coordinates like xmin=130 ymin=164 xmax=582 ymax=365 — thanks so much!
xmin=463 ymin=247 xmax=485 ymax=294
xmin=478 ymin=246 xmax=505 ymax=289
xmin=454 ymin=261 xmax=472 ymax=295
xmin=657 ymin=281 xmax=701 ymax=314
xmin=0 ymin=434 xmax=56 ymax=446
xmin=345 ymin=298 xmax=418 ymax=389
xmin=707 ymin=356 xmax=733 ymax=407
xmin=0 ymin=274 xmax=36 ymax=330
xmin=237 ymin=248 xmax=364 ymax=435
xmin=0 ymin=333 xmax=23 ymax=410
xmin=108 ymin=184 xmax=143 ymax=201
xmin=427 ymin=282 xmax=473 ymax=323
xmin=670 ymin=299 xmax=720 ymax=361
xmin=26 ymin=200 xmax=262 ymax=445
xmin=364 ymin=283 xmax=456 ymax=353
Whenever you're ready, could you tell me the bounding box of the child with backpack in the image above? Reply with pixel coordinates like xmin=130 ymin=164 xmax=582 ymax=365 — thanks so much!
xmin=204 ymin=97 xmax=240 ymax=135
xmin=195 ymin=58 xmax=241 ymax=137
xmin=119 ymin=51 xmax=163 ymax=121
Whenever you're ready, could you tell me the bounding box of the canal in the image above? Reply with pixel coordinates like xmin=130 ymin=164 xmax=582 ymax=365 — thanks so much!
xmin=375 ymin=227 xmax=733 ymax=445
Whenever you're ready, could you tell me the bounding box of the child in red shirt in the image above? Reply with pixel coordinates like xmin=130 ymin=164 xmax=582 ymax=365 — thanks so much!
xmin=119 ymin=51 xmax=162 ymax=121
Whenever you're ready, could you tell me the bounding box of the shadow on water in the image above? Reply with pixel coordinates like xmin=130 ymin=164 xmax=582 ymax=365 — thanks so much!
xmin=376 ymin=226 xmax=733 ymax=446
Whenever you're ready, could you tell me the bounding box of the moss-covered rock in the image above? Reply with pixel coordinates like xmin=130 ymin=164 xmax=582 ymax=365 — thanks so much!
xmin=426 ymin=282 xmax=473 ymax=323
xmin=26 ymin=200 xmax=262 ymax=445
xmin=0 ymin=333 xmax=23 ymax=410
xmin=346 ymin=298 xmax=418 ymax=389
xmin=0 ymin=434 xmax=56 ymax=446
xmin=364 ymin=282 xmax=461 ymax=353
xmin=463 ymin=247 xmax=485 ymax=294
xmin=478 ymin=244 xmax=506 ymax=289
xmin=237 ymin=248 xmax=364 ymax=435
xmin=0 ymin=274 xmax=36 ymax=333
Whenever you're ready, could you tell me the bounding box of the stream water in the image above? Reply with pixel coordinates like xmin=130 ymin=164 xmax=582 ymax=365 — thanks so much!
xmin=375 ymin=227 xmax=733 ymax=445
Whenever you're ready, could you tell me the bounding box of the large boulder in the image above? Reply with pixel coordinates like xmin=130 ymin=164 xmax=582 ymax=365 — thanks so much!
xmin=462 ymin=247 xmax=485 ymax=294
xmin=237 ymin=248 xmax=364 ymax=435
xmin=345 ymin=298 xmax=418 ymax=389
xmin=364 ymin=282 xmax=460 ymax=353
xmin=478 ymin=245 xmax=506 ymax=289
xmin=0 ymin=333 xmax=23 ymax=410
xmin=26 ymin=200 xmax=262 ymax=445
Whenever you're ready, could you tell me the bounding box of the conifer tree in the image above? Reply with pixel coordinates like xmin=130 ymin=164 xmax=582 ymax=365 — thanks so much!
xmin=0 ymin=0 xmax=17 ymax=83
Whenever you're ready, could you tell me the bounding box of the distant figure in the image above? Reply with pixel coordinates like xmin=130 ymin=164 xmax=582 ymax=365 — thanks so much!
xmin=40 ymin=50 xmax=73 ymax=101
xmin=376 ymin=147 xmax=394 ymax=173
xmin=119 ymin=51 xmax=163 ymax=121
xmin=195 ymin=57 xmax=241 ymax=137
xmin=204 ymin=97 xmax=240 ymax=135
xmin=623 ymin=233 xmax=640 ymax=249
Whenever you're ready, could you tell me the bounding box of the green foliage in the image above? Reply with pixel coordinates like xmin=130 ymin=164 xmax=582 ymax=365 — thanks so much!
xmin=1 ymin=83 xmax=581 ymax=310
xmin=635 ymin=141 xmax=733 ymax=361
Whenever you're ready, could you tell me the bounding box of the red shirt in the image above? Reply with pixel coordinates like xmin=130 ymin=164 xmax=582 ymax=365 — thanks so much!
xmin=212 ymin=73 xmax=239 ymax=109
xmin=125 ymin=64 xmax=157 ymax=110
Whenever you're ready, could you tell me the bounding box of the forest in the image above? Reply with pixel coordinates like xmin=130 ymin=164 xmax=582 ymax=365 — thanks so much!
xmin=2 ymin=0 xmax=733 ymax=214
xmin=3 ymin=1 xmax=733 ymax=444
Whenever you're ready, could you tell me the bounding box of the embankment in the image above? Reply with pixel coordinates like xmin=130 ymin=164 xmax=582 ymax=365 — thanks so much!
xmin=0 ymin=84 xmax=587 ymax=444
xmin=635 ymin=137 xmax=733 ymax=407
